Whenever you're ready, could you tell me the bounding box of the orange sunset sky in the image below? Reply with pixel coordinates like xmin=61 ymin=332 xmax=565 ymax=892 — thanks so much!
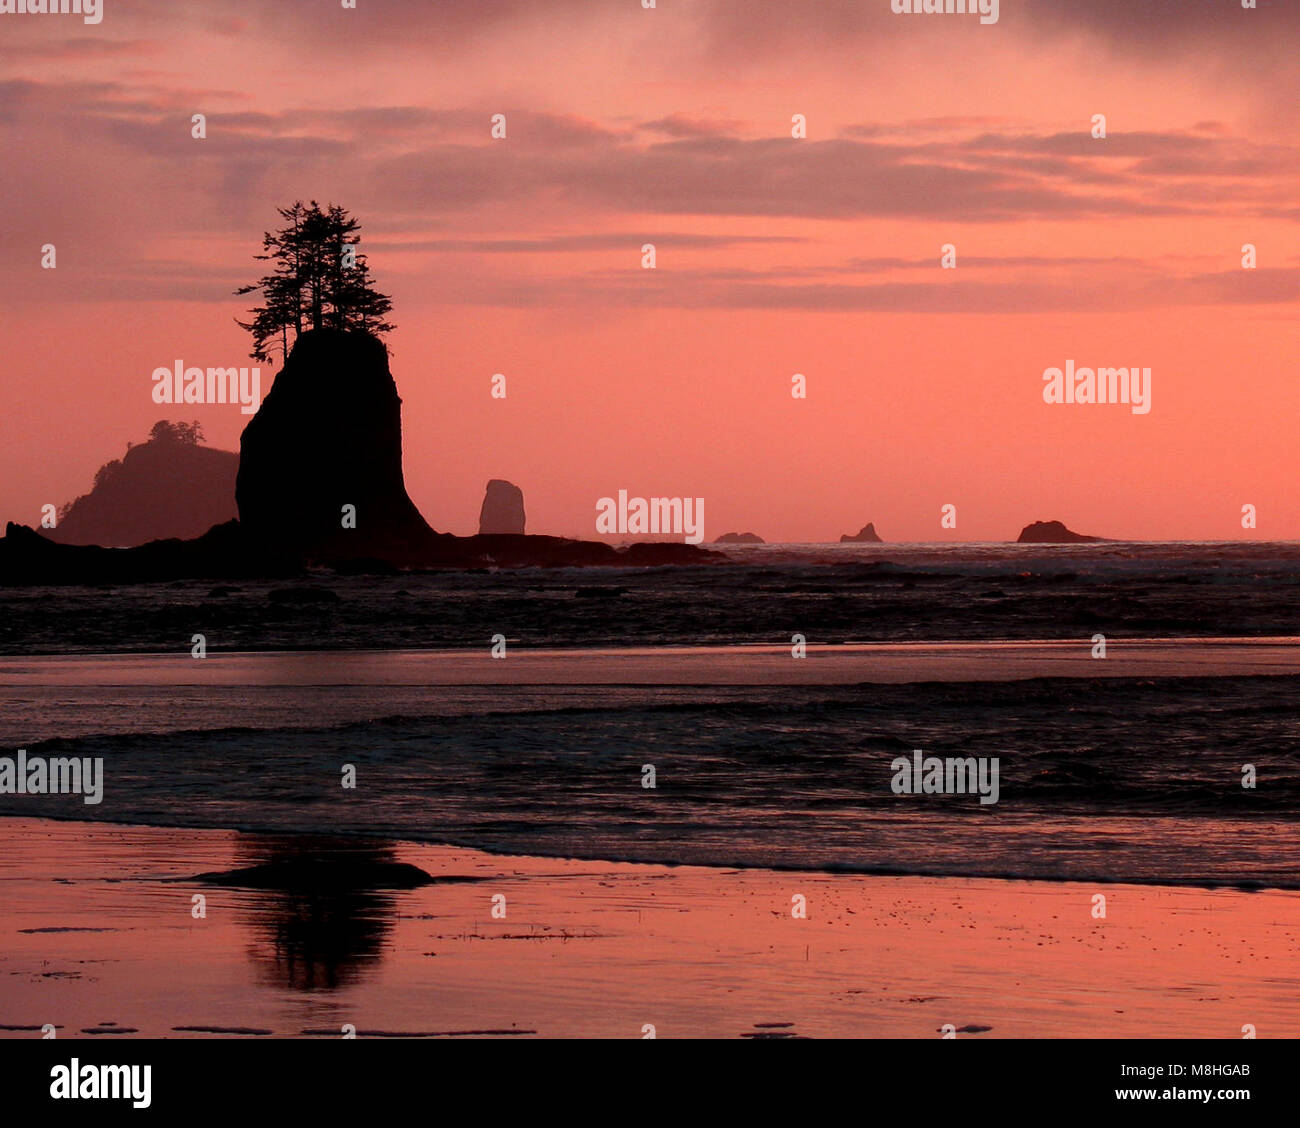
xmin=2 ymin=0 xmax=1298 ymax=543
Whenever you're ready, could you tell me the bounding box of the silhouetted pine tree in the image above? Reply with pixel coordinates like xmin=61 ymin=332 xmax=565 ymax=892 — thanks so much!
xmin=236 ymin=201 xmax=394 ymax=362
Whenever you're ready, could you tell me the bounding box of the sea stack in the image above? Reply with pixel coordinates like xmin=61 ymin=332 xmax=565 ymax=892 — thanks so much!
xmin=714 ymin=532 xmax=764 ymax=544
xmin=235 ymin=328 xmax=437 ymax=560
xmin=478 ymin=480 xmax=526 ymax=535
xmin=840 ymin=523 xmax=883 ymax=543
xmin=1017 ymin=520 xmax=1105 ymax=544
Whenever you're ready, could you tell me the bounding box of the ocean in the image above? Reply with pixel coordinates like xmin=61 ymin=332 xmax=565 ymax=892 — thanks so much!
xmin=3 ymin=540 xmax=1300 ymax=654
xmin=2 ymin=542 xmax=1298 ymax=890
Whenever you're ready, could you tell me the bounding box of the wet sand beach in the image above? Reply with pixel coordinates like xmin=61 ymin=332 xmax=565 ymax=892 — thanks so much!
xmin=2 ymin=818 xmax=1297 ymax=1040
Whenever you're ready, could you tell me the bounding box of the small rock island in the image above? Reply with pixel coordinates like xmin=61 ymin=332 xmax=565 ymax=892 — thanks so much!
xmin=1016 ymin=520 xmax=1107 ymax=544
xmin=840 ymin=523 xmax=883 ymax=543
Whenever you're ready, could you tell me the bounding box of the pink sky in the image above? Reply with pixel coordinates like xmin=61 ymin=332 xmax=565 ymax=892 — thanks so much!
xmin=2 ymin=0 xmax=1298 ymax=542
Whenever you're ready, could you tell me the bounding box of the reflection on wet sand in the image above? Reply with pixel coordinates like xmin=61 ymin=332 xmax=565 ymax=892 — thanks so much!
xmin=189 ymin=836 xmax=457 ymax=992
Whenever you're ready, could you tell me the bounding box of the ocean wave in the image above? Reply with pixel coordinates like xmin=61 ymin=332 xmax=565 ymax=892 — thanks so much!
xmin=3 ymin=675 xmax=1297 ymax=888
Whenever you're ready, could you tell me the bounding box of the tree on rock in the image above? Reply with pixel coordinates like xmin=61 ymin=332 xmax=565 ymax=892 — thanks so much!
xmin=150 ymin=420 xmax=204 ymax=445
xmin=235 ymin=200 xmax=395 ymax=362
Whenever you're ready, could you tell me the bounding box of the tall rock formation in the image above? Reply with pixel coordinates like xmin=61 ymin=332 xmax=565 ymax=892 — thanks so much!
xmin=478 ymin=480 xmax=526 ymax=535
xmin=236 ymin=329 xmax=436 ymax=560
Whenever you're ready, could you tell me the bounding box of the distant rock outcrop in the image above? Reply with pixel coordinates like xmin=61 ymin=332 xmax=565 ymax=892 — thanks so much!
xmin=46 ymin=422 xmax=238 ymax=548
xmin=714 ymin=532 xmax=764 ymax=544
xmin=478 ymin=479 xmax=525 ymax=535
xmin=236 ymin=329 xmax=436 ymax=560
xmin=840 ymin=523 xmax=883 ymax=543
xmin=1017 ymin=520 xmax=1106 ymax=544
xmin=0 ymin=520 xmax=721 ymax=584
